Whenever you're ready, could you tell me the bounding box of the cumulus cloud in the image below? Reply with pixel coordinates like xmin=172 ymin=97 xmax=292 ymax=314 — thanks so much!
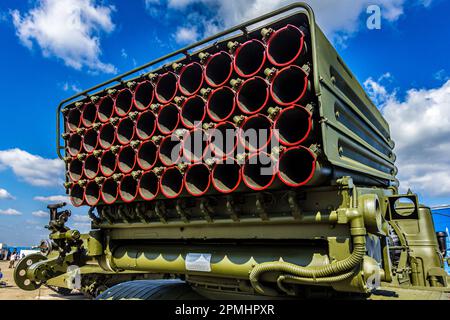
xmin=0 ymin=188 xmax=14 ymax=200
xmin=34 ymin=195 xmax=70 ymax=203
xmin=174 ymin=26 xmax=199 ymax=44
xmin=365 ymin=76 xmax=450 ymax=197
xmin=32 ymin=210 xmax=48 ymax=218
xmin=146 ymin=0 xmax=430 ymax=44
xmin=0 ymin=208 xmax=22 ymax=216
xmin=0 ymin=149 xmax=64 ymax=187
xmin=11 ymin=0 xmax=116 ymax=73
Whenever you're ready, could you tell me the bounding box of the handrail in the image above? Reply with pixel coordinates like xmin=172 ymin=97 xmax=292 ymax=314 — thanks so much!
xmin=56 ymin=2 xmax=317 ymax=159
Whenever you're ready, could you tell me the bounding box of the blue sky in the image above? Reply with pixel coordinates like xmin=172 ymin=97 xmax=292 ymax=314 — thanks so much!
xmin=0 ymin=0 xmax=449 ymax=246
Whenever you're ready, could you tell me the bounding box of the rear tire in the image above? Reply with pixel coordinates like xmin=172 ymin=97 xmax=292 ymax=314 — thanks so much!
xmin=95 ymin=280 xmax=203 ymax=300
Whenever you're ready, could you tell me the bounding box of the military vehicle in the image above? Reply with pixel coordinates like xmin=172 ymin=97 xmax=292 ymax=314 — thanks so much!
xmin=14 ymin=2 xmax=450 ymax=300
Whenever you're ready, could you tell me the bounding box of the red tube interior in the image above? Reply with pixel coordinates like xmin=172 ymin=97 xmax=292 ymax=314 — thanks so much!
xmin=233 ymin=39 xmax=266 ymax=78
xmin=116 ymin=118 xmax=135 ymax=145
xmin=81 ymin=102 xmax=97 ymax=128
xmin=274 ymin=105 xmax=312 ymax=146
xmin=155 ymin=72 xmax=178 ymax=104
xmin=179 ymin=62 xmax=204 ymax=96
xmin=99 ymin=123 xmax=116 ymax=149
xmin=207 ymin=86 xmax=235 ymax=122
xmin=85 ymin=181 xmax=101 ymax=206
xmin=67 ymin=133 xmax=83 ymax=157
xmin=84 ymin=154 xmax=100 ymax=179
xmin=266 ymin=24 xmax=305 ymax=67
xmin=159 ymin=134 xmax=182 ymax=166
xmin=182 ymin=129 xmax=208 ymax=163
xmin=114 ymin=89 xmax=133 ymax=117
xmin=212 ymin=159 xmax=242 ymax=193
xmin=157 ymin=103 xmax=180 ymax=134
xmin=133 ymin=80 xmax=154 ymax=110
xmin=160 ymin=167 xmax=184 ymax=198
xmin=181 ymin=96 xmax=206 ymax=129
xmin=101 ymin=178 xmax=119 ymax=204
xmin=204 ymin=51 xmax=233 ymax=87
xmin=67 ymin=108 xmax=81 ymax=132
xmin=118 ymin=146 xmax=136 ymax=174
xmin=136 ymin=110 xmax=156 ymax=140
xmin=83 ymin=128 xmax=99 ymax=153
xmin=236 ymin=77 xmax=269 ymax=114
xmin=277 ymin=146 xmax=316 ymax=187
xmin=184 ymin=163 xmax=211 ymax=196
xmin=209 ymin=122 xmax=238 ymax=159
xmin=119 ymin=175 xmax=139 ymax=203
xmin=139 ymin=171 xmax=159 ymax=201
xmin=242 ymin=152 xmax=276 ymax=191
xmin=239 ymin=114 xmax=273 ymax=152
xmin=70 ymin=184 xmax=85 ymax=207
xmin=137 ymin=140 xmax=158 ymax=170
xmin=97 ymin=96 xmax=115 ymax=123
xmin=270 ymin=65 xmax=308 ymax=106
xmin=100 ymin=150 xmax=117 ymax=177
xmin=68 ymin=158 xmax=83 ymax=182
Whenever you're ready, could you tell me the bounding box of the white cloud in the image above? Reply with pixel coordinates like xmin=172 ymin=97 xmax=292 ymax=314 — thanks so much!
xmin=174 ymin=26 xmax=199 ymax=44
xmin=72 ymin=214 xmax=91 ymax=222
xmin=62 ymin=82 xmax=82 ymax=93
xmin=0 ymin=188 xmax=14 ymax=200
xmin=0 ymin=208 xmax=22 ymax=216
xmin=11 ymin=0 xmax=116 ymax=73
xmin=32 ymin=210 xmax=48 ymax=218
xmin=365 ymin=77 xmax=450 ymax=197
xmin=162 ymin=0 xmax=429 ymax=44
xmin=34 ymin=195 xmax=70 ymax=203
xmin=0 ymin=149 xmax=64 ymax=187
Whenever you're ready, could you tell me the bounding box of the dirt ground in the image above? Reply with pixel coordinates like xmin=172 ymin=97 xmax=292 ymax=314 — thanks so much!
xmin=0 ymin=260 xmax=88 ymax=300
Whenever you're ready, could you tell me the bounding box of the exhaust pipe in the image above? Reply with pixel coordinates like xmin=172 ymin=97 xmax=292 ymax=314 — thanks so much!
xmin=82 ymin=127 xmax=99 ymax=154
xmin=157 ymin=103 xmax=180 ymax=134
xmin=85 ymin=180 xmax=101 ymax=206
xmin=97 ymin=95 xmax=115 ymax=123
xmin=231 ymin=39 xmax=266 ymax=78
xmin=155 ymin=72 xmax=178 ymax=104
xmin=67 ymin=133 xmax=83 ymax=157
xmin=277 ymin=146 xmax=316 ymax=187
xmin=116 ymin=117 xmax=135 ymax=145
xmin=66 ymin=107 xmax=82 ymax=132
xmin=83 ymin=152 xmax=102 ymax=180
xmin=99 ymin=122 xmax=116 ymax=150
xmin=265 ymin=24 xmax=306 ymax=67
xmin=183 ymin=128 xmax=208 ymax=163
xmin=160 ymin=166 xmax=184 ymax=199
xmin=133 ymin=80 xmax=154 ymax=111
xmin=211 ymin=158 xmax=242 ymax=194
xmin=242 ymin=152 xmax=276 ymax=191
xmin=70 ymin=183 xmax=85 ymax=207
xmin=135 ymin=110 xmax=156 ymax=140
xmin=139 ymin=170 xmax=160 ymax=201
xmin=137 ymin=140 xmax=158 ymax=170
xmin=68 ymin=157 xmax=84 ymax=182
xmin=208 ymin=121 xmax=238 ymax=159
xmin=233 ymin=77 xmax=270 ymax=114
xmin=100 ymin=147 xmax=119 ymax=177
xmin=205 ymin=86 xmax=236 ymax=122
xmin=179 ymin=95 xmax=206 ymax=129
xmin=177 ymin=62 xmax=204 ymax=96
xmin=81 ymin=102 xmax=98 ymax=128
xmin=238 ymin=114 xmax=273 ymax=152
xmin=184 ymin=163 xmax=211 ymax=197
xmin=159 ymin=134 xmax=182 ymax=166
xmin=119 ymin=174 xmax=139 ymax=203
xmin=268 ymin=65 xmax=309 ymax=106
xmin=202 ymin=51 xmax=233 ymax=87
xmin=273 ymin=105 xmax=312 ymax=146
xmin=114 ymin=88 xmax=134 ymax=117
xmin=117 ymin=145 xmax=137 ymax=174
